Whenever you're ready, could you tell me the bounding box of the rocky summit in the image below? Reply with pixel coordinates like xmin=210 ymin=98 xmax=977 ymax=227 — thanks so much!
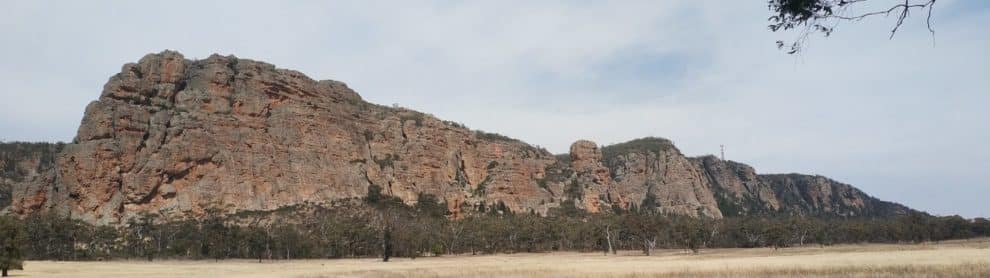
xmin=1 ymin=51 xmax=909 ymax=224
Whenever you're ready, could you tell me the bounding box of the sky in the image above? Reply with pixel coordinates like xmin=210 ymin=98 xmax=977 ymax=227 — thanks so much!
xmin=1 ymin=1 xmax=987 ymax=218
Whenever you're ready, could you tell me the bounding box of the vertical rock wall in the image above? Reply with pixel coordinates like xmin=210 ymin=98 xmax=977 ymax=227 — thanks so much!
xmin=0 ymin=51 xmax=910 ymax=224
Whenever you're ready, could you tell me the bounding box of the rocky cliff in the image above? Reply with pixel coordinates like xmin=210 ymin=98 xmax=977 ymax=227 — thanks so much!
xmin=0 ymin=51 xmax=910 ymax=224
xmin=0 ymin=142 xmax=63 ymax=211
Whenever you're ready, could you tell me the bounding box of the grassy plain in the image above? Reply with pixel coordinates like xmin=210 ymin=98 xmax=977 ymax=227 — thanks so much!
xmin=17 ymin=238 xmax=990 ymax=277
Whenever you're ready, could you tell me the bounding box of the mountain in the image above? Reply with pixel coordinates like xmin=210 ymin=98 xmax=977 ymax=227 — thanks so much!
xmin=0 ymin=51 xmax=910 ymax=224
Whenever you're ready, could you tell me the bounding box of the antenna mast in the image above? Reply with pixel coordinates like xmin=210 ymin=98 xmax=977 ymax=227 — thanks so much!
xmin=720 ymin=145 xmax=725 ymax=161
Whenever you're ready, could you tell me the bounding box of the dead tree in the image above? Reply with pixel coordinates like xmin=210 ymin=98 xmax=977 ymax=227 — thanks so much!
xmin=604 ymin=224 xmax=616 ymax=255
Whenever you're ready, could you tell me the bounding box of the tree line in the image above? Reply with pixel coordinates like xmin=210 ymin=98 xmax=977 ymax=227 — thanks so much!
xmin=0 ymin=190 xmax=986 ymax=273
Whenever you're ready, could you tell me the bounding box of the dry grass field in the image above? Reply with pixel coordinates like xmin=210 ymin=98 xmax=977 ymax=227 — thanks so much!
xmin=16 ymin=238 xmax=990 ymax=278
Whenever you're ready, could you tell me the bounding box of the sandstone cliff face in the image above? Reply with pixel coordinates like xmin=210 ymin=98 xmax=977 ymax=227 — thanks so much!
xmin=0 ymin=51 xmax=910 ymax=224
xmin=688 ymin=155 xmax=908 ymax=217
xmin=758 ymin=174 xmax=907 ymax=217
xmin=603 ymin=138 xmax=722 ymax=218
xmin=8 ymin=51 xmax=561 ymax=224
xmin=692 ymin=155 xmax=781 ymax=215
xmin=0 ymin=142 xmax=63 ymax=213
xmin=568 ymin=140 xmax=612 ymax=213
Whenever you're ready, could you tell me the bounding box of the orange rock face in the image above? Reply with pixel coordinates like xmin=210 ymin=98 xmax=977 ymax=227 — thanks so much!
xmin=0 ymin=51 xmax=909 ymax=224
xmin=10 ymin=51 xmax=560 ymax=224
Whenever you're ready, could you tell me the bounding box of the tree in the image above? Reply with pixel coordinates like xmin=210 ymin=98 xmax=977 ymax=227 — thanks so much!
xmin=672 ymin=217 xmax=707 ymax=254
xmin=22 ymin=212 xmax=83 ymax=260
xmin=737 ymin=217 xmax=767 ymax=248
xmin=380 ymin=209 xmax=394 ymax=262
xmin=787 ymin=217 xmax=817 ymax=246
xmin=972 ymin=218 xmax=990 ymax=237
xmin=201 ymin=206 xmax=231 ymax=261
xmin=768 ymin=0 xmax=937 ymax=54
xmin=125 ymin=212 xmax=160 ymax=261
xmin=440 ymin=220 xmax=465 ymax=255
xmin=414 ymin=193 xmax=448 ymax=218
xmin=243 ymin=227 xmax=270 ymax=262
xmin=1 ymin=198 xmax=987 ymax=262
xmin=88 ymin=225 xmax=120 ymax=260
xmin=622 ymin=213 xmax=662 ymax=256
xmin=0 ymin=216 xmax=25 ymax=277
xmin=595 ymin=216 xmax=618 ymax=256
xmin=271 ymin=221 xmax=304 ymax=260
xmin=765 ymin=222 xmax=790 ymax=250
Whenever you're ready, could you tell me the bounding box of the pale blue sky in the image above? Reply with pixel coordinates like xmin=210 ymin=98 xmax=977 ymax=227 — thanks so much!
xmin=1 ymin=1 xmax=987 ymax=217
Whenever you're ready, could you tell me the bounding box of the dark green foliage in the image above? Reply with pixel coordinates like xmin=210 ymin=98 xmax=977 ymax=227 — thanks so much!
xmin=767 ymin=0 xmax=938 ymax=54
xmin=473 ymin=176 xmax=492 ymax=197
xmin=381 ymin=223 xmax=392 ymax=262
xmin=0 ymin=142 xmax=64 ymax=182
xmin=714 ymin=193 xmax=769 ymax=217
xmin=441 ymin=120 xmax=466 ymax=129
xmin=715 ymin=193 xmax=742 ymax=217
xmin=767 ymin=0 xmax=836 ymax=32
xmin=536 ymin=179 xmax=549 ymax=190
xmin=201 ymin=207 xmax=233 ymax=261
xmin=414 ymin=193 xmax=449 ymax=218
xmin=548 ymin=200 xmax=584 ymax=218
xmin=372 ymin=154 xmax=399 ymax=170
xmin=365 ymin=184 xmax=403 ymax=209
xmin=0 ymin=216 xmax=24 ymax=277
xmin=364 ymin=184 xmax=385 ymax=204
xmin=3 ymin=202 xmax=987 ymax=262
xmin=765 ymin=222 xmax=789 ymax=249
xmin=242 ymin=228 xmax=270 ymax=262
xmin=601 ymin=137 xmax=675 ymax=167
xmin=494 ymin=201 xmax=511 ymax=215
xmin=766 ymin=0 xmax=845 ymax=54
xmin=23 ymin=213 xmax=87 ymax=260
xmin=640 ymin=192 xmax=660 ymax=212
xmin=671 ymin=216 xmax=708 ymax=253
xmin=473 ymin=130 xmax=518 ymax=143
xmin=398 ymin=113 xmax=426 ymax=127
xmin=535 ymin=160 xmax=574 ymax=193
xmin=124 ymin=212 xmax=160 ymax=261
xmin=565 ymin=180 xmax=583 ymax=200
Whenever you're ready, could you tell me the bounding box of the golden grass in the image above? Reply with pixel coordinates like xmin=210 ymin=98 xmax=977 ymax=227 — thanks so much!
xmin=17 ymin=238 xmax=990 ymax=278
